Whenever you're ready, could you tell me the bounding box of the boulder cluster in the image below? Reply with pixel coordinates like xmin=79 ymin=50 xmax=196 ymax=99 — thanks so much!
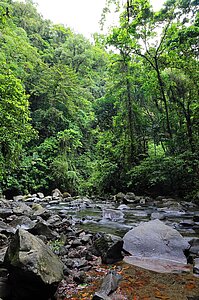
xmin=0 ymin=189 xmax=123 ymax=300
xmin=0 ymin=189 xmax=199 ymax=299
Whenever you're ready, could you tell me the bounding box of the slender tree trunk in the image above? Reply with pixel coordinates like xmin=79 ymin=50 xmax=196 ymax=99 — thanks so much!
xmin=154 ymin=57 xmax=172 ymax=139
xmin=185 ymin=108 xmax=194 ymax=152
xmin=123 ymin=60 xmax=135 ymax=163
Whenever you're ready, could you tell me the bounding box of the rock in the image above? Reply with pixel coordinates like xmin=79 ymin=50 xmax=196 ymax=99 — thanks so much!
xmin=47 ymin=214 xmax=62 ymax=225
xmin=193 ymin=258 xmax=199 ymax=274
xmin=117 ymin=204 xmax=129 ymax=210
xmin=0 ymin=248 xmax=7 ymax=265
xmin=92 ymin=233 xmax=123 ymax=264
xmin=180 ymin=219 xmax=195 ymax=227
xmin=73 ymin=270 xmax=86 ymax=284
xmin=140 ymin=198 xmax=146 ymax=205
xmin=126 ymin=192 xmax=136 ymax=200
xmin=193 ymin=214 xmax=199 ymax=222
xmin=71 ymin=197 xmax=92 ymax=208
xmin=124 ymin=256 xmax=191 ymax=273
xmin=71 ymin=238 xmax=82 ymax=247
xmin=52 ymin=188 xmax=63 ymax=199
xmin=0 ymin=221 xmax=15 ymax=234
xmin=32 ymin=203 xmax=47 ymax=217
xmin=151 ymin=212 xmax=166 ymax=220
xmin=92 ymin=271 xmax=122 ymax=300
xmin=13 ymin=202 xmax=32 ymax=215
xmin=0 ymin=234 xmax=8 ymax=247
xmin=73 ymin=258 xmax=88 ymax=269
xmin=44 ymin=195 xmax=52 ymax=201
xmin=0 ymin=268 xmax=9 ymax=299
xmin=80 ymin=233 xmax=92 ymax=244
xmin=37 ymin=192 xmax=45 ymax=199
xmin=63 ymin=192 xmax=71 ymax=198
xmin=113 ymin=192 xmax=125 ymax=203
xmin=10 ymin=216 xmax=36 ymax=230
xmin=0 ymin=209 xmax=13 ymax=219
xmin=123 ymin=220 xmax=189 ymax=264
xmin=28 ymin=221 xmax=58 ymax=239
xmin=102 ymin=209 xmax=124 ymax=221
xmin=4 ymin=229 xmax=64 ymax=300
xmin=13 ymin=195 xmax=24 ymax=201
xmin=189 ymin=239 xmax=199 ymax=255
xmin=63 ymin=258 xmax=75 ymax=268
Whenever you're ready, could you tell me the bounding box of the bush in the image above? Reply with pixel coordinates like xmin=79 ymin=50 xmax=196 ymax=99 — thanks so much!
xmin=127 ymin=151 xmax=199 ymax=197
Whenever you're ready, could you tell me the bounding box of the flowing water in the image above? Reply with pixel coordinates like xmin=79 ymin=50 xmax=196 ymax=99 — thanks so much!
xmin=46 ymin=198 xmax=199 ymax=239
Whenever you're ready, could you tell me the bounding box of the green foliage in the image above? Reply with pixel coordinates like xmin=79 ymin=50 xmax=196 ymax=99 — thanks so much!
xmin=128 ymin=151 xmax=199 ymax=197
xmin=0 ymin=0 xmax=198 ymax=198
xmin=0 ymin=72 xmax=34 ymax=180
xmin=48 ymin=239 xmax=65 ymax=253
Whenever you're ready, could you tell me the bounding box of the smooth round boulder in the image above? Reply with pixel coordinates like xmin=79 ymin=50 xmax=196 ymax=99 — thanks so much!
xmin=123 ymin=219 xmax=189 ymax=263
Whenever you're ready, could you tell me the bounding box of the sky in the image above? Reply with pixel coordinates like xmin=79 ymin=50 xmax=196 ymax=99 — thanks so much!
xmin=33 ymin=0 xmax=165 ymax=38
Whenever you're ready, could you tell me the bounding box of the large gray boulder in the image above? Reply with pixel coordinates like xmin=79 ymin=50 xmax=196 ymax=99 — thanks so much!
xmin=123 ymin=220 xmax=189 ymax=264
xmin=4 ymin=229 xmax=64 ymax=300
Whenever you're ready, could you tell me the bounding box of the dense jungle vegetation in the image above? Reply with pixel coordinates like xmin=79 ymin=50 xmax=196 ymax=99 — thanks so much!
xmin=0 ymin=0 xmax=198 ymax=198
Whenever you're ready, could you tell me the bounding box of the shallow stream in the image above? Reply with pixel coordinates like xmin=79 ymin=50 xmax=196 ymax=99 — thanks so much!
xmin=46 ymin=198 xmax=199 ymax=239
xmin=47 ymin=197 xmax=199 ymax=299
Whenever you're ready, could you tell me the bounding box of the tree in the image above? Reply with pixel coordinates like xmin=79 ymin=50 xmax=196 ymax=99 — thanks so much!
xmin=0 ymin=71 xmax=33 ymax=184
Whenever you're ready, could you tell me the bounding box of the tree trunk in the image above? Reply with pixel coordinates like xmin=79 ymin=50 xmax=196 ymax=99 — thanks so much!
xmin=154 ymin=57 xmax=172 ymax=139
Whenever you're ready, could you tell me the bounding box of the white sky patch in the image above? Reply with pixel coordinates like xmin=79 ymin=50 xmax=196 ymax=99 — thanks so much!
xmin=30 ymin=0 xmax=165 ymax=38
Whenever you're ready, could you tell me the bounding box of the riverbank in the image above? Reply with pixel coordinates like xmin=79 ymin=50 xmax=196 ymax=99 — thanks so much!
xmin=1 ymin=190 xmax=199 ymax=299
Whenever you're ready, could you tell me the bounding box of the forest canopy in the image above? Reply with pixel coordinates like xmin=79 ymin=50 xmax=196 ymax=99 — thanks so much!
xmin=0 ymin=0 xmax=198 ymax=199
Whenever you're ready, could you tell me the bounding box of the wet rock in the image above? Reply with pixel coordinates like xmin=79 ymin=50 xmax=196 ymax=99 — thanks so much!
xmin=117 ymin=204 xmax=129 ymax=210
xmin=124 ymin=255 xmax=191 ymax=273
xmin=193 ymin=214 xmax=199 ymax=222
xmin=151 ymin=212 xmax=166 ymax=220
xmin=10 ymin=216 xmax=36 ymax=230
xmin=92 ymin=233 xmax=123 ymax=264
xmin=123 ymin=219 xmax=189 ymax=264
xmin=180 ymin=219 xmax=195 ymax=227
xmin=0 ymin=209 xmax=13 ymax=219
xmin=71 ymin=197 xmax=92 ymax=209
xmin=102 ymin=209 xmax=124 ymax=221
xmin=4 ymin=229 xmax=64 ymax=300
xmin=92 ymin=271 xmax=122 ymax=300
